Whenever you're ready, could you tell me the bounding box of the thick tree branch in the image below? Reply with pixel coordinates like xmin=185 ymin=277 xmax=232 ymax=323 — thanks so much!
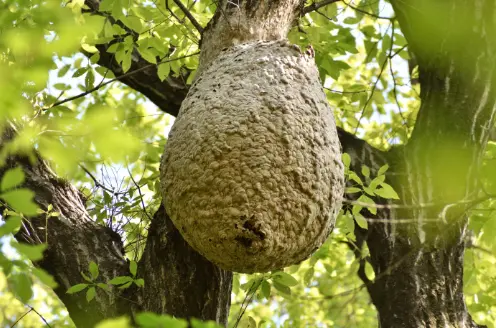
xmin=84 ymin=0 xmax=189 ymax=117
xmin=172 ymin=0 xmax=204 ymax=33
xmin=1 ymin=124 xmax=132 ymax=328
xmin=138 ymin=205 xmax=232 ymax=325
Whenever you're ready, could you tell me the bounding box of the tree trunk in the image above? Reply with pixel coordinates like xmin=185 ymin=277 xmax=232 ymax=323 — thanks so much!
xmin=2 ymin=123 xmax=232 ymax=327
xmin=354 ymin=1 xmax=496 ymax=327
xmin=4 ymin=0 xmax=495 ymax=327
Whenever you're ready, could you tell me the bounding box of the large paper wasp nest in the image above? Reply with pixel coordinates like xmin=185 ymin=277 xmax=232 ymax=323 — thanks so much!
xmin=160 ymin=40 xmax=344 ymax=273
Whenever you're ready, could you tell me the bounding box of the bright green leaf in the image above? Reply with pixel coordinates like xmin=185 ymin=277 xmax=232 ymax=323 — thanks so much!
xmin=1 ymin=189 xmax=39 ymax=215
xmin=157 ymin=63 xmax=170 ymax=81
xmin=67 ymin=283 xmax=89 ymax=294
xmin=89 ymin=261 xmax=99 ymax=280
xmin=375 ymin=183 xmax=400 ymax=200
xmin=86 ymin=286 xmax=96 ymax=302
xmin=129 ymin=260 xmax=137 ymax=276
xmin=12 ymin=242 xmax=46 ymax=261
xmin=109 ymin=276 xmax=133 ymax=285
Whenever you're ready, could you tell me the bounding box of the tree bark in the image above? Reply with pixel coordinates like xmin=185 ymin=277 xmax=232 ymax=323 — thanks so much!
xmin=4 ymin=0 xmax=495 ymax=327
xmin=356 ymin=1 xmax=496 ymax=327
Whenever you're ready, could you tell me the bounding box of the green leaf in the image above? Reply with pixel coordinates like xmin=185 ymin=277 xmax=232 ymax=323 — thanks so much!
xmin=342 ymin=153 xmax=351 ymax=168
xmin=73 ymin=67 xmax=88 ymax=77
xmin=97 ymin=283 xmax=110 ymax=291
xmin=352 ymin=204 xmax=363 ymax=216
xmin=81 ymin=271 xmax=93 ymax=282
xmin=365 ymin=262 xmax=376 ymax=281
xmin=103 ymin=191 xmax=112 ymax=204
xmin=138 ymin=47 xmax=157 ymax=64
xmin=355 ymin=214 xmax=368 ymax=229
xmin=58 ymin=64 xmax=71 ymax=77
xmin=121 ymin=52 xmax=132 ymax=73
xmin=363 ymin=186 xmax=375 ymax=196
xmin=67 ymin=283 xmax=89 ymax=294
xmin=343 ymin=16 xmax=361 ymax=24
xmin=122 ymin=16 xmax=143 ymax=33
xmin=361 ymin=165 xmax=370 ymax=178
xmin=272 ymin=280 xmax=291 ymax=296
xmin=378 ymin=164 xmax=389 ymax=176
xmin=98 ymin=0 xmax=115 ymax=11
xmin=85 ymin=69 xmax=95 ymax=90
xmin=1 ymin=168 xmax=25 ymax=191
xmin=109 ymin=276 xmax=133 ymax=285
xmin=134 ymin=278 xmax=145 ymax=287
xmin=190 ymin=318 xmax=221 ymax=328
xmin=346 ymin=187 xmax=362 ymax=194
xmin=86 ymin=286 xmax=96 ymax=302
xmin=369 ymin=175 xmax=386 ymax=191
xmin=357 ymin=194 xmax=377 ymax=215
xmin=0 ymin=189 xmax=39 ymax=215
xmin=96 ymin=317 xmax=131 ymax=328
xmin=261 ymin=280 xmax=271 ymax=300
xmin=119 ymin=281 xmax=133 ymax=289
xmin=0 ymin=216 xmax=22 ymax=237
xmin=136 ymin=312 xmax=188 ymax=328
xmin=82 ymin=43 xmax=98 ymax=53
xmin=348 ymin=172 xmax=363 ymax=185
xmin=303 ymin=267 xmax=314 ymax=286
xmin=343 ymin=212 xmax=355 ymax=235
xmin=247 ymin=316 xmax=257 ymax=328
xmin=375 ymin=183 xmax=400 ymax=200
xmin=12 ymin=242 xmax=46 ymax=261
xmin=53 ymin=83 xmax=71 ymax=91
xmin=10 ymin=273 xmax=33 ymax=303
xmin=89 ymin=261 xmax=99 ymax=280
xmin=157 ymin=63 xmax=171 ymax=81
xmin=272 ymin=271 xmax=298 ymax=287
xmin=129 ymin=260 xmax=137 ymax=276
xmin=32 ymin=268 xmax=57 ymax=288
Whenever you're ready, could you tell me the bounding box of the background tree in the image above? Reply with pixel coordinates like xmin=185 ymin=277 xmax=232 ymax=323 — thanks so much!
xmin=0 ymin=0 xmax=495 ymax=327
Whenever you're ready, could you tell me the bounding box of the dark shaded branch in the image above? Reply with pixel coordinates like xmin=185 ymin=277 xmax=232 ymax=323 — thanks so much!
xmin=84 ymin=0 xmax=189 ymax=117
xmin=137 ymin=205 xmax=232 ymax=325
xmin=302 ymin=0 xmax=341 ymax=15
xmin=49 ymin=52 xmax=199 ymax=112
xmin=172 ymin=0 xmax=204 ymax=33
xmin=1 ymin=125 xmax=132 ymax=328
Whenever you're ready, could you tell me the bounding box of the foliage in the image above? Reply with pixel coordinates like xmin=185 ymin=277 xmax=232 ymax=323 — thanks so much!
xmin=0 ymin=0 xmax=494 ymax=327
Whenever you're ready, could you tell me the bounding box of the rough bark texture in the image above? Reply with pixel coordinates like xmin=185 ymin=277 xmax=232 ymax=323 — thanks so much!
xmin=1 ymin=125 xmax=132 ymax=327
xmin=138 ymin=205 xmax=232 ymax=323
xmin=161 ymin=40 xmax=344 ymax=273
xmin=4 ymin=121 xmax=232 ymax=327
xmin=3 ymin=0 xmax=494 ymax=327
xmin=355 ymin=1 xmax=496 ymax=327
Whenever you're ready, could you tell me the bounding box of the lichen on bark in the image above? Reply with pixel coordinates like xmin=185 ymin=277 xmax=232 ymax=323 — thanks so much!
xmin=160 ymin=40 xmax=344 ymax=273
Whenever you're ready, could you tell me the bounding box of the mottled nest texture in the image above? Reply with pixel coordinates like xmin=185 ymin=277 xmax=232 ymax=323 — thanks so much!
xmin=160 ymin=40 xmax=345 ymax=273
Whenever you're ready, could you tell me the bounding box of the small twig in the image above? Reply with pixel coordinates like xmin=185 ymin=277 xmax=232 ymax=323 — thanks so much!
xmin=46 ymin=52 xmax=200 ymax=110
xmin=233 ymin=279 xmax=262 ymax=328
xmin=303 ymin=0 xmax=341 ymax=15
xmin=341 ymin=193 xmax=495 ymax=210
xmin=172 ymin=0 xmax=204 ymax=33
xmin=10 ymin=309 xmax=32 ymax=327
xmin=126 ymin=166 xmax=153 ymax=222
xmin=354 ymin=23 xmax=404 ymax=134
xmin=353 ymin=55 xmax=389 ymax=134
xmin=80 ymin=164 xmax=117 ymax=195
xmin=11 ymin=305 xmax=53 ymax=328
xmin=29 ymin=306 xmax=53 ymax=328
xmin=324 ymin=87 xmax=367 ymax=94
xmin=388 ymin=25 xmax=409 ymax=128
xmin=467 ymin=244 xmax=496 ymax=258
xmin=342 ymin=0 xmax=394 ymax=20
